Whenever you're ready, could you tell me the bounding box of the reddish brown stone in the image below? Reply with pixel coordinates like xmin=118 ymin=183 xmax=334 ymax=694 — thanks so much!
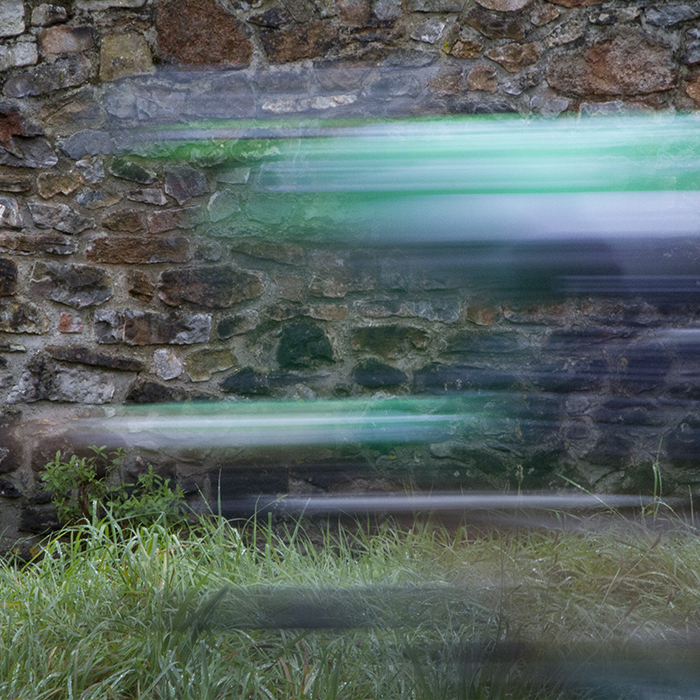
xmin=530 ymin=3 xmax=560 ymax=25
xmin=274 ymin=275 xmax=305 ymax=302
xmin=58 ymin=312 xmax=83 ymax=333
xmin=485 ymin=42 xmax=540 ymax=72
xmin=449 ymin=39 xmax=482 ymax=58
xmin=38 ymin=26 xmax=93 ymax=54
xmin=158 ymin=266 xmax=265 ymax=309
xmin=156 ymin=0 xmax=253 ymax=67
xmin=102 ymin=210 xmax=145 ymax=232
xmin=467 ymin=64 xmax=498 ymax=91
xmin=128 ymin=270 xmax=155 ymax=301
xmin=148 ymin=206 xmax=202 ymax=233
xmin=463 ymin=7 xmax=528 ymax=40
xmin=95 ymin=309 xmax=211 ymax=346
xmin=547 ymin=28 xmax=676 ymax=96
xmin=87 ymin=235 xmax=190 ymax=264
xmin=429 ymin=66 xmax=463 ymax=95
xmin=339 ymin=0 xmax=372 ymax=26
xmin=466 ymin=306 xmax=501 ymax=326
xmin=260 ymin=22 xmax=338 ymax=63
xmin=685 ymin=72 xmax=700 ymax=104
xmin=0 ymin=232 xmax=77 ymax=256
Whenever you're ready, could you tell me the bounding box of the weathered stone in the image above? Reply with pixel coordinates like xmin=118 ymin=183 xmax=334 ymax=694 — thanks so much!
xmin=216 ymin=310 xmax=260 ymax=338
xmin=466 ymin=64 xmax=498 ymax=92
xmin=58 ymin=313 xmax=82 ymax=333
xmin=411 ymin=19 xmax=446 ymax=44
xmin=37 ymin=170 xmax=83 ymax=199
xmin=31 ymin=262 xmax=112 ymax=309
xmin=0 ymin=478 xmax=21 ymax=496
xmin=374 ymin=0 xmax=402 ymax=20
xmin=0 ymin=300 xmax=49 ymax=333
xmin=618 ymin=344 xmax=671 ymax=393
xmin=588 ymin=6 xmax=639 ymax=24
xmin=157 ymin=0 xmax=253 ymax=67
xmin=268 ymin=303 xmax=348 ymax=322
xmin=278 ymin=321 xmax=335 ymax=368
xmin=128 ymin=270 xmax=155 ymax=301
xmin=685 ymin=72 xmax=700 ymax=104
xmin=0 ymin=0 xmax=24 ymax=37
xmin=351 ymin=326 xmax=429 ymax=358
xmin=428 ymin=65 xmax=463 ymax=96
xmin=0 ymin=137 xmax=57 ymax=169
xmin=75 ymin=157 xmax=105 ymax=184
xmin=95 ymin=309 xmax=212 ymax=346
xmin=31 ymin=4 xmax=67 ymax=26
xmin=148 ymin=207 xmax=202 ymax=233
xmin=61 ymin=131 xmax=114 ymax=160
xmin=185 ymin=348 xmax=236 ymax=382
xmin=7 ymin=360 xmax=116 ymax=403
xmin=4 ymin=56 xmax=91 ymax=98
xmin=476 ymin=0 xmax=531 ymax=9
xmin=109 ymin=157 xmax=156 ymax=185
xmin=153 ymin=348 xmax=183 ymax=380
xmin=0 ymin=258 xmax=17 ymax=296
xmin=413 ymin=362 xmax=518 ymax=393
xmin=164 ymin=165 xmax=207 ymax=205
xmin=547 ymin=29 xmax=676 ymax=96
xmin=354 ymin=299 xmax=461 ymax=323
xmin=124 ymin=379 xmax=189 ymax=404
xmin=544 ymin=17 xmax=585 ymax=47
xmin=445 ymin=331 xmax=521 ymax=356
xmin=546 ymin=0 xmax=604 ymax=6
xmin=158 ymin=266 xmax=264 ymax=309
xmin=466 ymin=306 xmax=501 ymax=325
xmin=39 ymin=26 xmax=93 ymax=54
xmin=250 ymin=8 xmax=292 ymax=28
xmin=353 ymin=359 xmax=407 ymax=388
xmin=220 ymin=366 xmax=271 ymax=395
xmin=0 ymin=170 xmax=32 ymax=193
xmin=645 ymin=4 xmax=700 ymax=27
xmin=87 ymin=235 xmax=190 ymax=264
xmin=449 ymin=39 xmax=482 ymax=58
xmin=46 ymin=346 xmax=144 ymax=372
xmin=231 ymin=239 xmax=305 ymax=267
xmin=244 ymin=195 xmax=295 ymax=225
xmin=464 ymin=7 xmax=527 ymax=40
xmin=530 ymin=94 xmax=570 ymax=116
xmin=531 ymin=3 xmax=560 ymax=25
xmin=579 ymin=100 xmax=635 ymax=116
xmin=0 ymin=197 xmax=21 ymax=228
xmin=102 ymin=210 xmax=144 ymax=232
xmin=28 ymin=202 xmax=94 ymax=234
xmin=0 ymin=41 xmax=38 ymax=72
xmin=100 ymin=32 xmax=153 ymax=81
xmin=215 ymin=168 xmax=250 ymax=185
xmin=339 ymin=0 xmax=371 ymax=25
xmin=75 ymin=190 xmax=121 ymax=210
xmin=127 ymin=188 xmax=167 ymax=206
xmin=207 ymin=190 xmax=240 ymax=222
xmin=0 ymin=232 xmax=77 ymax=256
xmin=260 ymin=22 xmax=338 ymax=63
xmin=684 ymin=28 xmax=700 ymax=65
xmin=486 ymin=42 xmax=539 ymax=72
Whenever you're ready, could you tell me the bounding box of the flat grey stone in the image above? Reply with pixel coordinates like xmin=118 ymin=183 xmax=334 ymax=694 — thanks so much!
xmin=31 ymin=4 xmax=68 ymax=26
xmin=61 ymin=130 xmax=114 ymax=159
xmin=0 ymin=0 xmax=25 ymax=37
xmin=28 ymin=202 xmax=95 ymax=234
xmin=645 ymin=4 xmax=700 ymax=26
xmin=4 ymin=55 xmax=91 ymax=97
xmin=31 ymin=262 xmax=113 ymax=308
xmin=0 ymin=137 xmax=57 ymax=168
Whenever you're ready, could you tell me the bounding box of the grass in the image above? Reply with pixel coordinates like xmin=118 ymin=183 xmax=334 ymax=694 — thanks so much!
xmin=2 ymin=505 xmax=700 ymax=699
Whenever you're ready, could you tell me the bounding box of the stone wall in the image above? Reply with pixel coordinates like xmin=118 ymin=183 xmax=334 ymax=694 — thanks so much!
xmin=2 ymin=0 xmax=700 ymax=549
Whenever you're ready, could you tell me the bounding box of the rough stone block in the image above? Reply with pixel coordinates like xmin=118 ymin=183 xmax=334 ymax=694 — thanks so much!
xmin=148 ymin=207 xmax=202 ymax=233
xmin=485 ymin=42 xmax=539 ymax=72
xmin=37 ymin=170 xmax=83 ymax=198
xmin=277 ymin=320 xmax=334 ymax=368
xmin=463 ymin=7 xmax=528 ymax=40
xmin=164 ymin=165 xmax=207 ymax=205
xmin=46 ymin=345 xmax=144 ymax=372
xmin=0 ymin=137 xmax=57 ymax=168
xmin=31 ymin=262 xmax=113 ymax=309
xmin=153 ymin=348 xmax=183 ymax=380
xmin=260 ymin=22 xmax=338 ymax=63
xmin=99 ymin=32 xmax=153 ymax=81
xmin=87 ymin=235 xmax=190 ymax=264
xmin=352 ymin=359 xmax=408 ymax=388
xmin=102 ymin=210 xmax=144 ymax=232
xmin=4 ymin=55 xmax=91 ymax=97
xmin=0 ymin=258 xmax=18 ymax=296
xmin=216 ymin=310 xmax=259 ymax=338
xmin=108 ymin=157 xmax=156 ymax=184
xmin=0 ymin=232 xmax=77 ymax=256
xmin=156 ymin=0 xmax=253 ymax=67
xmin=28 ymin=202 xmax=95 ymax=234
xmin=220 ymin=366 xmax=271 ymax=395
xmin=185 ymin=348 xmax=236 ymax=382
xmin=0 ymin=0 xmax=25 ymax=37
xmin=158 ymin=266 xmax=265 ymax=308
xmin=351 ymin=326 xmax=429 ymax=358
xmin=61 ymin=130 xmax=114 ymax=159
xmin=0 ymin=196 xmax=22 ymax=228
xmin=0 ymin=41 xmax=38 ymax=72
xmin=39 ymin=26 xmax=94 ymax=54
xmin=95 ymin=309 xmax=212 ymax=346
xmin=31 ymin=4 xmax=67 ymax=26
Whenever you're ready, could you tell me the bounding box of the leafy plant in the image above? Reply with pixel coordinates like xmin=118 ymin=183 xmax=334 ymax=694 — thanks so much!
xmin=42 ymin=446 xmax=186 ymax=526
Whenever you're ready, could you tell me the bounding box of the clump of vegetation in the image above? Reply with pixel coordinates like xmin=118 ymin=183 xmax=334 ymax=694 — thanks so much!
xmin=42 ymin=446 xmax=186 ymax=526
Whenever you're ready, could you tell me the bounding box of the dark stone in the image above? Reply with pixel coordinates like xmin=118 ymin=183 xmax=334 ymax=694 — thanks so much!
xmin=128 ymin=270 xmax=155 ymax=301
xmin=0 ymin=137 xmax=57 ymax=168
xmin=213 ymin=465 xmax=289 ymax=514
xmin=352 ymin=359 xmax=407 ymax=388
xmin=444 ymin=331 xmax=521 ymax=356
xmin=158 ymin=266 xmax=264 ymax=309
xmin=645 ymin=4 xmax=700 ymax=26
xmin=217 ymin=311 xmax=259 ymax=338
xmin=157 ymin=0 xmax=253 ymax=67
xmin=87 ymin=235 xmax=191 ymax=264
xmin=164 ymin=165 xmax=207 ymax=205
xmin=519 ymin=446 xmax=566 ymax=489
xmin=231 ymin=239 xmax=305 ymax=266
xmin=277 ymin=321 xmax=334 ymax=369
xmin=0 ymin=478 xmax=20 ymax=497
xmin=60 ymin=130 xmax=114 ymax=159
xmin=46 ymin=346 xmax=144 ymax=372
xmin=413 ymin=363 xmax=519 ymax=393
xmin=547 ymin=328 xmax=635 ymax=352
xmin=0 ymin=232 xmax=77 ymax=256
xmin=586 ymin=430 xmax=635 ymax=466
xmin=28 ymin=202 xmax=95 ymax=234
xmin=0 ymin=411 xmax=22 ymax=474
xmin=95 ymin=309 xmax=211 ymax=346
xmin=108 ymin=157 xmax=156 ymax=185
xmin=250 ymin=8 xmax=292 ymax=28
xmin=260 ymin=22 xmax=338 ymax=63
xmin=31 ymin=262 xmax=112 ymax=308
xmin=0 ymin=258 xmax=17 ymax=296
xmin=125 ymin=379 xmax=189 ymax=404
xmin=350 ymin=325 xmax=429 ymax=358
xmin=463 ymin=7 xmax=528 ymax=40
xmin=591 ymin=398 xmax=661 ymax=427
xmin=0 ymin=170 xmax=33 ymax=192
xmin=531 ymin=359 xmax=608 ymax=393
xmin=220 ymin=366 xmax=271 ymax=395
xmin=0 ymin=300 xmax=49 ymax=334
xmin=4 ymin=55 xmax=91 ymax=98
xmin=102 ymin=210 xmax=144 ymax=232
xmin=618 ymin=344 xmax=672 ymax=393
xmin=666 ymin=414 xmax=700 ymax=468
xmin=684 ymin=28 xmax=700 ymax=65
xmin=19 ymin=506 xmax=60 ymax=534
xmin=148 ymin=206 xmax=203 ymax=233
